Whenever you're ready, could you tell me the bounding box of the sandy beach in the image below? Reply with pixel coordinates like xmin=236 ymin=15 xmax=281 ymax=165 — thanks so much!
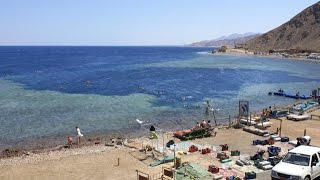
xmin=1 ymin=108 xmax=320 ymax=180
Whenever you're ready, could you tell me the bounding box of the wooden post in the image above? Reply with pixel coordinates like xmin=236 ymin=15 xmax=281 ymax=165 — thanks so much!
xmin=213 ymin=109 xmax=217 ymax=126
xmin=304 ymin=129 xmax=307 ymax=136
xmin=173 ymin=136 xmax=176 ymax=169
xmin=249 ymin=112 xmax=252 ymax=125
xmin=279 ymin=119 xmax=282 ymax=137
xmin=162 ymin=131 xmax=165 ymax=154
xmin=142 ymin=139 xmax=143 ymax=150
xmin=117 ymin=158 xmax=120 ymax=166
xmin=157 ymin=138 xmax=159 ymax=151
xmin=136 ymin=170 xmax=138 ymax=180
xmin=228 ymin=115 xmax=231 ymax=128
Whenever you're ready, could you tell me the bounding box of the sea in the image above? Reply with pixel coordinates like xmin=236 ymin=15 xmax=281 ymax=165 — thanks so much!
xmin=0 ymin=46 xmax=320 ymax=150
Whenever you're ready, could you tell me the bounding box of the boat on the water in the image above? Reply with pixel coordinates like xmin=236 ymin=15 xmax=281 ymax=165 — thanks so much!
xmin=273 ymin=92 xmax=285 ymax=96
xmin=292 ymin=102 xmax=319 ymax=112
xmin=284 ymin=93 xmax=312 ymax=99
xmin=269 ymin=91 xmax=312 ymax=99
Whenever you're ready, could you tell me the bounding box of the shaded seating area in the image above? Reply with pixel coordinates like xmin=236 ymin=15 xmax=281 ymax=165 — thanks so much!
xmin=174 ymin=128 xmax=212 ymax=141
xmin=175 ymin=162 xmax=213 ymax=180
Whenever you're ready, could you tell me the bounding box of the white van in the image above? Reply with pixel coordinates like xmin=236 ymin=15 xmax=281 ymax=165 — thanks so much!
xmin=271 ymin=145 xmax=320 ymax=180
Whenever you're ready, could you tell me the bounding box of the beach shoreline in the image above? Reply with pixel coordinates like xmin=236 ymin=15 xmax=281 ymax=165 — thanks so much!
xmin=0 ymin=99 xmax=303 ymax=160
xmin=1 ymin=108 xmax=320 ymax=179
xmin=212 ymin=48 xmax=320 ymax=62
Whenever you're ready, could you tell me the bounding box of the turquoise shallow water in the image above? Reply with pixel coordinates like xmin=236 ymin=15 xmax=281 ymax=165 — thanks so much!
xmin=0 ymin=46 xmax=319 ymax=149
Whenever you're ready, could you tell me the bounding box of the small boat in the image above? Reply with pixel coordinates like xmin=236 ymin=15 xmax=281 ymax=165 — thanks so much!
xmin=273 ymin=92 xmax=284 ymax=96
xmin=292 ymin=102 xmax=319 ymax=111
xmin=270 ymin=91 xmax=312 ymax=99
xmin=283 ymin=93 xmax=311 ymax=99
xmin=299 ymin=95 xmax=312 ymax=100
xmin=284 ymin=93 xmax=299 ymax=99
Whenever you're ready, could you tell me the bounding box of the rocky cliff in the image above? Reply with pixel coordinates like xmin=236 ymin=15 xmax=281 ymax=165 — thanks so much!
xmin=245 ymin=1 xmax=320 ymax=52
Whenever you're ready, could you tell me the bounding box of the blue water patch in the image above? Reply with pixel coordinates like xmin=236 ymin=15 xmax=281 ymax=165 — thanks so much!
xmin=0 ymin=46 xmax=320 ymax=147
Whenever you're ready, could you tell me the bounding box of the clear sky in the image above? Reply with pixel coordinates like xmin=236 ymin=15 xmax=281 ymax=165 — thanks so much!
xmin=0 ymin=0 xmax=319 ymax=46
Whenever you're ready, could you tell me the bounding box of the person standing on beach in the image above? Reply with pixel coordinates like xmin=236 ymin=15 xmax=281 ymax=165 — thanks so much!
xmin=75 ymin=126 xmax=83 ymax=147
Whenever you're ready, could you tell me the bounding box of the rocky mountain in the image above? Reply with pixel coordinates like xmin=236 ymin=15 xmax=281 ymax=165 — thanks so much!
xmin=214 ymin=32 xmax=257 ymax=41
xmin=245 ymin=1 xmax=320 ymax=52
xmin=188 ymin=33 xmax=259 ymax=47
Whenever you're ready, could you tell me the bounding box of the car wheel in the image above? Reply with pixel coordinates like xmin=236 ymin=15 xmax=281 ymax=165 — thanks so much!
xmin=304 ymin=176 xmax=310 ymax=180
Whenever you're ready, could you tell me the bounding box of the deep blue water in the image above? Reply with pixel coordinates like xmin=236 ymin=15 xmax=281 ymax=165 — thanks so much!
xmin=0 ymin=46 xmax=319 ymax=148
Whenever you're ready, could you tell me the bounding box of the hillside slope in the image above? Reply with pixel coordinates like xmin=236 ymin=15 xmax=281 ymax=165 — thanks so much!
xmin=245 ymin=1 xmax=320 ymax=52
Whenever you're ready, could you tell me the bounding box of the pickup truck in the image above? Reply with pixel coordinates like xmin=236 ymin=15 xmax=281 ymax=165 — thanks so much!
xmin=272 ymin=145 xmax=320 ymax=180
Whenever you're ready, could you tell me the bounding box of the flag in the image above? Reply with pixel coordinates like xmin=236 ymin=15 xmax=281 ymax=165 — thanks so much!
xmin=151 ymin=131 xmax=158 ymax=139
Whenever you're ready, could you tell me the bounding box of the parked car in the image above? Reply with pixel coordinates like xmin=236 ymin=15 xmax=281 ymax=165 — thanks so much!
xmin=287 ymin=113 xmax=311 ymax=121
xmin=271 ymin=145 xmax=320 ymax=180
xmin=272 ymin=110 xmax=289 ymax=118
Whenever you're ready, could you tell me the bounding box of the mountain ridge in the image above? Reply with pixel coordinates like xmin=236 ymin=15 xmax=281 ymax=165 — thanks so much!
xmin=188 ymin=33 xmax=259 ymax=47
xmin=245 ymin=1 xmax=320 ymax=52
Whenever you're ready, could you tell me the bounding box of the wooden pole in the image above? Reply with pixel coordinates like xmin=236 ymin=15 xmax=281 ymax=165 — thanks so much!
xmin=142 ymin=139 xmax=143 ymax=150
xmin=279 ymin=119 xmax=282 ymax=137
xmin=117 ymin=158 xmax=120 ymax=166
xmin=173 ymin=136 xmax=176 ymax=168
xmin=228 ymin=115 xmax=231 ymax=128
xmin=304 ymin=129 xmax=307 ymax=136
xmin=213 ymin=109 xmax=217 ymax=126
xmin=157 ymin=138 xmax=159 ymax=151
xmin=162 ymin=131 xmax=165 ymax=154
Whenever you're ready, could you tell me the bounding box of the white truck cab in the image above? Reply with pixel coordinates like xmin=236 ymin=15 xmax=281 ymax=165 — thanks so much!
xmin=272 ymin=145 xmax=320 ymax=180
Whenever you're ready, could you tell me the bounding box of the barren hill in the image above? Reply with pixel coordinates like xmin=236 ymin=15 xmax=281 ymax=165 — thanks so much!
xmin=245 ymin=1 xmax=320 ymax=52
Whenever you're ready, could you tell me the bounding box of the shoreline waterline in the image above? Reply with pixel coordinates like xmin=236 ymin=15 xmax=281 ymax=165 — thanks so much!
xmin=212 ymin=48 xmax=320 ymax=62
xmin=0 ymin=98 xmax=305 ymax=159
xmin=1 ymin=46 xmax=319 ymax=158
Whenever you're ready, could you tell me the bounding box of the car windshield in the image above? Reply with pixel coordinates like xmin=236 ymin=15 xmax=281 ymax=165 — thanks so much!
xmin=282 ymin=153 xmax=310 ymax=166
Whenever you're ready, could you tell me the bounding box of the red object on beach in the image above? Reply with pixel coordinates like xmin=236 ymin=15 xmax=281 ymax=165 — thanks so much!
xmin=201 ymin=149 xmax=207 ymax=154
xmin=220 ymin=144 xmax=228 ymax=151
xmin=189 ymin=145 xmax=198 ymax=152
xmin=201 ymin=148 xmax=211 ymax=154
xmin=208 ymin=165 xmax=219 ymax=174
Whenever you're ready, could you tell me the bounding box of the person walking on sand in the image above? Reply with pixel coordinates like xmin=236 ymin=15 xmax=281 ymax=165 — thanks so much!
xmin=75 ymin=126 xmax=83 ymax=147
xmin=68 ymin=136 xmax=73 ymax=148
